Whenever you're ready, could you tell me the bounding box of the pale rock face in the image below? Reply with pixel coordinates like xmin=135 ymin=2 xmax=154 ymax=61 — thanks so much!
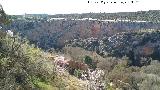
xmin=6 ymin=30 xmax=13 ymax=37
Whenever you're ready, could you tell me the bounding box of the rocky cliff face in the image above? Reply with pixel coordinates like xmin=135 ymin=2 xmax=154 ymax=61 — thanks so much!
xmin=65 ymin=31 xmax=160 ymax=66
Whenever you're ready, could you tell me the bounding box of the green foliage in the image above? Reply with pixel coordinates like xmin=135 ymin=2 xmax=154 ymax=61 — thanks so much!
xmin=32 ymin=76 xmax=54 ymax=90
xmin=84 ymin=55 xmax=92 ymax=65
xmin=0 ymin=32 xmax=57 ymax=89
xmin=106 ymin=60 xmax=139 ymax=89
xmin=74 ymin=69 xmax=82 ymax=78
xmin=84 ymin=55 xmax=98 ymax=69
xmin=139 ymin=74 xmax=160 ymax=90
xmin=0 ymin=5 xmax=11 ymax=25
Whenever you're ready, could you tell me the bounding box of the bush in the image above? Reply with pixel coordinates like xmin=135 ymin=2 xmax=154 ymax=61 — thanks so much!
xmin=84 ymin=55 xmax=92 ymax=65
xmin=0 ymin=33 xmax=56 ymax=89
xmin=139 ymin=74 xmax=160 ymax=90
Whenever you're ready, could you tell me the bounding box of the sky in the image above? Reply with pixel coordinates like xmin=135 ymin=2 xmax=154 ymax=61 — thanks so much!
xmin=0 ymin=0 xmax=160 ymax=15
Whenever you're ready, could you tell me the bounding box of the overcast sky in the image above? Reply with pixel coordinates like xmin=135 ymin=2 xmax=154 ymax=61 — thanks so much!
xmin=0 ymin=0 xmax=160 ymax=15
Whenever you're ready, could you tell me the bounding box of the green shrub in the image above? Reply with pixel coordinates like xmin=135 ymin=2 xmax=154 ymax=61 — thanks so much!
xmin=0 ymin=33 xmax=57 ymax=89
xmin=84 ymin=55 xmax=92 ymax=65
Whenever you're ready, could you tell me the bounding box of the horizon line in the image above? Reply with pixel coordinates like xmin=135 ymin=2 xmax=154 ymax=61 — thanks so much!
xmin=7 ymin=9 xmax=160 ymax=16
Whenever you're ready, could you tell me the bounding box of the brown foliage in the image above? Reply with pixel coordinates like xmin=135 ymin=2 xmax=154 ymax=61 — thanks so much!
xmin=67 ymin=60 xmax=88 ymax=71
xmin=91 ymin=21 xmax=101 ymax=38
xmin=142 ymin=46 xmax=154 ymax=56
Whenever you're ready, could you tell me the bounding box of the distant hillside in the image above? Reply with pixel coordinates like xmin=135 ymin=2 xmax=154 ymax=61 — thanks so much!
xmin=65 ymin=30 xmax=160 ymax=66
xmin=3 ymin=10 xmax=160 ymax=50
xmin=49 ymin=10 xmax=160 ymax=22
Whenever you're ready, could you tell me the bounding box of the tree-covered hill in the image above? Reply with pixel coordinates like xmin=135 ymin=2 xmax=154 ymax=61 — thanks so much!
xmin=3 ymin=11 xmax=160 ymax=50
xmin=65 ymin=30 xmax=160 ymax=66
xmin=50 ymin=10 xmax=160 ymax=22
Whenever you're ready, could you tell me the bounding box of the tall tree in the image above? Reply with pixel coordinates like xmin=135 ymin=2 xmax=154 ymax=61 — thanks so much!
xmin=0 ymin=4 xmax=9 ymax=25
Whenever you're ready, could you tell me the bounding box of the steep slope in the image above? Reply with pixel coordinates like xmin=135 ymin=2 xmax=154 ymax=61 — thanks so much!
xmin=0 ymin=31 xmax=91 ymax=90
xmin=3 ymin=15 xmax=160 ymax=50
xmin=65 ymin=30 xmax=160 ymax=66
